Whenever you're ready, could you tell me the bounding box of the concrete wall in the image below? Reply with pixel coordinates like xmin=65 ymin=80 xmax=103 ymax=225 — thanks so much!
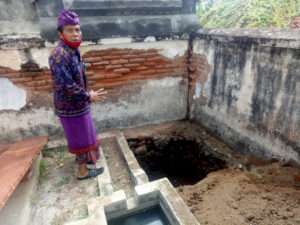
xmin=189 ymin=28 xmax=300 ymax=163
xmin=0 ymin=40 xmax=188 ymax=142
xmin=0 ymin=0 xmax=39 ymax=35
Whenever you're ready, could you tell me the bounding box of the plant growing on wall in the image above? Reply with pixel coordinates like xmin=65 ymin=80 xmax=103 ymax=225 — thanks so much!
xmin=198 ymin=0 xmax=299 ymax=28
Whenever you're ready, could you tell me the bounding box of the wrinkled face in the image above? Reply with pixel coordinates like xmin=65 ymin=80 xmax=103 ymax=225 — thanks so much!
xmin=58 ymin=25 xmax=82 ymax=42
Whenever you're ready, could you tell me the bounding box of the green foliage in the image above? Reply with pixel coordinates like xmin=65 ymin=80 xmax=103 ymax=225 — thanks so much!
xmin=39 ymin=159 xmax=48 ymax=181
xmin=30 ymin=194 xmax=38 ymax=205
xmin=54 ymin=175 xmax=71 ymax=188
xmin=78 ymin=207 xmax=89 ymax=220
xmin=198 ymin=0 xmax=300 ymax=28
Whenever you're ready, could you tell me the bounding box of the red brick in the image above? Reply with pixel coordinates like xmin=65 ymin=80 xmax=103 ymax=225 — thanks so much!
xmin=84 ymin=51 xmax=107 ymax=58
xmin=105 ymin=65 xmax=122 ymax=70
xmin=89 ymin=74 xmax=106 ymax=80
xmin=144 ymin=62 xmax=156 ymax=66
xmin=103 ymin=55 xmax=120 ymax=60
xmin=155 ymin=65 xmax=165 ymax=69
xmin=105 ymin=73 xmax=123 ymax=79
xmin=46 ymin=80 xmax=52 ymax=85
xmin=85 ymin=63 xmax=92 ymax=68
xmin=129 ymin=58 xmax=145 ymax=63
xmin=24 ymin=87 xmax=36 ymax=91
xmin=141 ymin=70 xmax=157 ymax=75
xmin=87 ymin=81 xmax=96 ymax=85
xmin=147 ymin=49 xmax=158 ymax=53
xmin=157 ymin=69 xmax=173 ymax=74
xmin=26 ymin=80 xmax=46 ymax=87
xmin=124 ymin=64 xmax=140 ymax=68
xmin=111 ymin=59 xmax=128 ymax=65
xmin=22 ymin=72 xmax=43 ymax=77
xmin=88 ymin=84 xmax=105 ymax=90
xmin=84 ymin=57 xmax=102 ymax=63
xmin=93 ymin=61 xmax=110 ymax=66
xmin=104 ymin=82 xmax=124 ymax=89
xmin=113 ymin=68 xmax=131 ymax=74
xmin=111 ymin=50 xmax=129 ymax=56
xmin=85 ymin=71 xmax=94 ymax=76
xmin=122 ymin=55 xmax=138 ymax=59
xmin=92 ymin=66 xmax=105 ymax=70
xmin=43 ymin=70 xmax=51 ymax=75
xmin=20 ymin=68 xmax=29 ymax=72
xmin=29 ymin=67 xmax=40 ymax=72
xmin=146 ymin=57 xmax=163 ymax=62
xmin=36 ymin=85 xmax=52 ymax=91
xmin=139 ymin=53 xmax=158 ymax=58
xmin=10 ymin=78 xmax=32 ymax=83
xmin=0 ymin=69 xmax=6 ymax=74
xmin=130 ymin=50 xmax=146 ymax=54
xmin=189 ymin=68 xmax=197 ymax=73
xmin=0 ymin=73 xmax=21 ymax=79
xmin=6 ymin=68 xmax=17 ymax=73
xmin=33 ymin=77 xmax=46 ymax=81
xmin=165 ymin=65 xmax=174 ymax=69
xmin=134 ymin=66 xmax=148 ymax=71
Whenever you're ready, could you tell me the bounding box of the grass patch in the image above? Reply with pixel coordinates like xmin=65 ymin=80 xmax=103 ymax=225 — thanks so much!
xmin=54 ymin=175 xmax=71 ymax=188
xmin=39 ymin=159 xmax=48 ymax=182
xmin=78 ymin=207 xmax=89 ymax=220
xmin=30 ymin=194 xmax=37 ymax=205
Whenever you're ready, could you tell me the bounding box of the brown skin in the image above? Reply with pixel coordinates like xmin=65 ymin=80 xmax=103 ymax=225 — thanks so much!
xmin=58 ymin=25 xmax=107 ymax=178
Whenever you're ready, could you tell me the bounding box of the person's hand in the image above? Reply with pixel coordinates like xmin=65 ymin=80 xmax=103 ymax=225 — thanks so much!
xmin=89 ymin=88 xmax=107 ymax=102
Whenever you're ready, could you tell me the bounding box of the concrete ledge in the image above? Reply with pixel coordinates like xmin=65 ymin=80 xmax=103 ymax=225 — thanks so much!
xmin=115 ymin=131 xmax=149 ymax=185
xmin=135 ymin=178 xmax=199 ymax=225
xmin=194 ymin=28 xmax=300 ymax=49
xmin=97 ymin=146 xmax=114 ymax=197
xmin=98 ymin=130 xmax=149 ymax=186
xmin=66 ymin=178 xmax=199 ymax=225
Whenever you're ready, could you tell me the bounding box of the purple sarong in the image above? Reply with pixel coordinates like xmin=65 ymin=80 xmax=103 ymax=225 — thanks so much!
xmin=59 ymin=111 xmax=100 ymax=164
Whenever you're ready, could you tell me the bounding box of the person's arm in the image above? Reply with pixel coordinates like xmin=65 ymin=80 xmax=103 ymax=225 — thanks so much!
xmin=49 ymin=48 xmax=90 ymax=101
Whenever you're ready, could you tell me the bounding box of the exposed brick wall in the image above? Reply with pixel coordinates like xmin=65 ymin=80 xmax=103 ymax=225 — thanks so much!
xmin=0 ymin=48 xmax=187 ymax=93
xmin=290 ymin=16 xmax=300 ymax=28
xmin=0 ymin=63 xmax=52 ymax=92
xmin=83 ymin=48 xmax=187 ymax=91
xmin=187 ymin=51 xmax=211 ymax=104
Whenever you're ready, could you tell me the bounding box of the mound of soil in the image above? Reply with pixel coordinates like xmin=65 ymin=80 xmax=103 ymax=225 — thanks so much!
xmin=177 ymin=162 xmax=300 ymax=225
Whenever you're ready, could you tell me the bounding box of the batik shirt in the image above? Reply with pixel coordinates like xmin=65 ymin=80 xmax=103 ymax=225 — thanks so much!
xmin=49 ymin=41 xmax=90 ymax=117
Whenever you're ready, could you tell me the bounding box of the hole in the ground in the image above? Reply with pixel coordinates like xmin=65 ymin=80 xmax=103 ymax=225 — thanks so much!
xmin=128 ymin=137 xmax=227 ymax=187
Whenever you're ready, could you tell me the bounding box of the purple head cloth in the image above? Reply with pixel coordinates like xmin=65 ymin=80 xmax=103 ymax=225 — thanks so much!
xmin=57 ymin=10 xmax=80 ymax=27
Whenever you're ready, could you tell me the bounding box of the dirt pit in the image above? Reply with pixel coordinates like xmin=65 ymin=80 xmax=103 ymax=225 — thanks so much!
xmin=128 ymin=138 xmax=226 ymax=187
xmin=124 ymin=121 xmax=300 ymax=225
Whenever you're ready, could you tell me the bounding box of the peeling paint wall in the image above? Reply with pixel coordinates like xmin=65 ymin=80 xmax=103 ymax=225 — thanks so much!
xmin=189 ymin=29 xmax=300 ymax=163
xmin=0 ymin=40 xmax=188 ymax=142
xmin=0 ymin=78 xmax=26 ymax=110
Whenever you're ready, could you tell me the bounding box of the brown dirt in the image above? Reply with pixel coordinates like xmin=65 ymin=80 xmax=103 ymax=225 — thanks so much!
xmin=124 ymin=121 xmax=300 ymax=225
xmin=177 ymin=162 xmax=300 ymax=225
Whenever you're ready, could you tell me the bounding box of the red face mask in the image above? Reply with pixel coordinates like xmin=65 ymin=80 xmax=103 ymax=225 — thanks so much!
xmin=62 ymin=35 xmax=82 ymax=49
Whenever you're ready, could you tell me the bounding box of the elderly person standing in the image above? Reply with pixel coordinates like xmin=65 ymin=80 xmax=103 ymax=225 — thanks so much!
xmin=49 ymin=10 xmax=106 ymax=180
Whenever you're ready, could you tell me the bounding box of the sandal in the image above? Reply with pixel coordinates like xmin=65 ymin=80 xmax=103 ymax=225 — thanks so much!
xmin=75 ymin=158 xmax=94 ymax=165
xmin=77 ymin=167 xmax=104 ymax=180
